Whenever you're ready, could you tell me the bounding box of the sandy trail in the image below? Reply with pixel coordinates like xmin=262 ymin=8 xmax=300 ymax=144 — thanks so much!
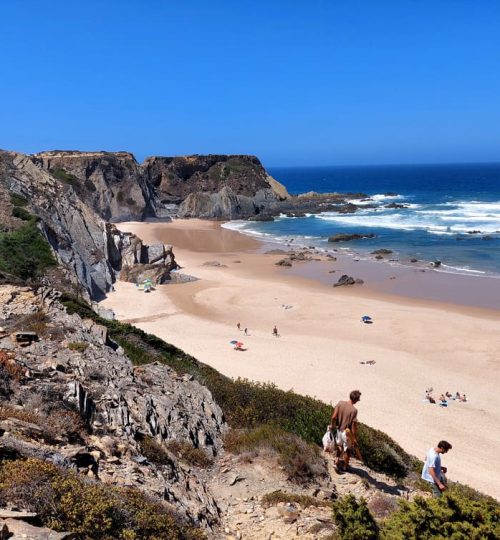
xmin=101 ymin=219 xmax=500 ymax=499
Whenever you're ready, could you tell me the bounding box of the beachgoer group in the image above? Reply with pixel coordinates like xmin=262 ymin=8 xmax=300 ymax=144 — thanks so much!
xmin=425 ymin=387 xmax=467 ymax=406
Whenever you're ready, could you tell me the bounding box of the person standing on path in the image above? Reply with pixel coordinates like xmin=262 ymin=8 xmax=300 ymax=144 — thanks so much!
xmin=421 ymin=440 xmax=452 ymax=497
xmin=330 ymin=390 xmax=361 ymax=472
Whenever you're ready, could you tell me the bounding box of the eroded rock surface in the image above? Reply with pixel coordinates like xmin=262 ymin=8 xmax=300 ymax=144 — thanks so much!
xmin=0 ymin=285 xmax=225 ymax=527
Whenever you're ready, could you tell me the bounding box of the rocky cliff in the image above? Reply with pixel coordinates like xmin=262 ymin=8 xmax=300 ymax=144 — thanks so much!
xmin=31 ymin=151 xmax=290 ymax=221
xmin=32 ymin=150 xmax=166 ymax=222
xmin=144 ymin=155 xmax=289 ymax=219
xmin=0 ymin=151 xmax=177 ymax=302
xmin=0 ymin=285 xmax=225 ymax=531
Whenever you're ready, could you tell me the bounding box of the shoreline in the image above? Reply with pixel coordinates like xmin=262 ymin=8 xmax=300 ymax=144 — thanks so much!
xmin=221 ymin=221 xmax=500 ymax=315
xmin=101 ymin=219 xmax=500 ymax=499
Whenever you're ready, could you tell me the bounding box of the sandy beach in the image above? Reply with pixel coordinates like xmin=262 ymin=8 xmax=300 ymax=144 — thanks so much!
xmin=101 ymin=219 xmax=500 ymax=499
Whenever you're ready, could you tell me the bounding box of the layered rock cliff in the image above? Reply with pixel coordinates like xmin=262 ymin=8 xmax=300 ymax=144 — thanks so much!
xmin=32 ymin=151 xmax=290 ymax=221
xmin=144 ymin=154 xmax=289 ymax=219
xmin=0 ymin=151 xmax=177 ymax=301
xmin=0 ymin=285 xmax=225 ymax=529
xmin=32 ymin=150 xmax=166 ymax=222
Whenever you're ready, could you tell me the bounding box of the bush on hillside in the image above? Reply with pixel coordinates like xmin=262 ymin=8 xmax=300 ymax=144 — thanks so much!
xmin=380 ymin=486 xmax=500 ymax=540
xmin=61 ymin=295 xmax=416 ymax=479
xmin=11 ymin=206 xmax=32 ymax=221
xmin=0 ymin=221 xmax=56 ymax=280
xmin=333 ymin=495 xmax=379 ymax=540
xmin=9 ymin=192 xmax=28 ymax=207
xmin=0 ymin=458 xmax=204 ymax=539
xmin=49 ymin=167 xmax=81 ymax=189
xmin=224 ymin=425 xmax=327 ymax=484
xmin=166 ymin=440 xmax=213 ymax=468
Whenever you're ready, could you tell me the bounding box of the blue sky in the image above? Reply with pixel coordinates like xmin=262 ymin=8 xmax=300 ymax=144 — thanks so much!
xmin=1 ymin=0 xmax=499 ymax=166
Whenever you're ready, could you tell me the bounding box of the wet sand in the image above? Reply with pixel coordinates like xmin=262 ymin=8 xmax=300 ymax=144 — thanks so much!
xmin=101 ymin=219 xmax=500 ymax=499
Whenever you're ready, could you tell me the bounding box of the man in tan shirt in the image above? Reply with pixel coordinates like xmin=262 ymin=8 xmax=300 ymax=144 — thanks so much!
xmin=330 ymin=389 xmax=361 ymax=471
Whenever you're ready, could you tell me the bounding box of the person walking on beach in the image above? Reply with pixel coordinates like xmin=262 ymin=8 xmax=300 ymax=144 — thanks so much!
xmin=237 ymin=322 xmax=241 ymax=330
xmin=244 ymin=327 xmax=248 ymax=335
xmin=421 ymin=440 xmax=452 ymax=497
xmin=330 ymin=390 xmax=361 ymax=472
xmin=273 ymin=325 xmax=279 ymax=337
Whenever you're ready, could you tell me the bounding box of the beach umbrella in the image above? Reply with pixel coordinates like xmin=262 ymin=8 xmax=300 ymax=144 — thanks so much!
xmin=236 ymin=342 xmax=244 ymax=348
xmin=229 ymin=340 xmax=238 ymax=345
xmin=361 ymin=315 xmax=372 ymax=322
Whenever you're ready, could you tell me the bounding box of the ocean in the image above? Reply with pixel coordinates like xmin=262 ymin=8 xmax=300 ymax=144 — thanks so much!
xmin=224 ymin=163 xmax=500 ymax=277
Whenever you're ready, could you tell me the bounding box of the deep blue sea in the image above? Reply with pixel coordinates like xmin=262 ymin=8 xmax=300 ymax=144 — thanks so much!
xmin=225 ymin=163 xmax=500 ymax=277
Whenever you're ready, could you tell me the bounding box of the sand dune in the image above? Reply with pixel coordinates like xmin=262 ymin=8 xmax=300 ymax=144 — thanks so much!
xmin=101 ymin=219 xmax=500 ymax=499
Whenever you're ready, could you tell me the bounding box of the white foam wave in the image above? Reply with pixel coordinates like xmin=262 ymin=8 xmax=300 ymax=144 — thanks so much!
xmin=347 ymin=193 xmax=404 ymax=206
xmin=315 ymin=199 xmax=500 ymax=234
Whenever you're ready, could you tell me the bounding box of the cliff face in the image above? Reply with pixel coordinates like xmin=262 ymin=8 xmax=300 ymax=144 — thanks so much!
xmin=29 ymin=151 xmax=289 ymax=221
xmin=0 ymin=151 xmax=177 ymax=301
xmin=32 ymin=150 xmax=165 ymax=222
xmin=144 ymin=154 xmax=289 ymax=219
xmin=0 ymin=285 xmax=225 ymax=528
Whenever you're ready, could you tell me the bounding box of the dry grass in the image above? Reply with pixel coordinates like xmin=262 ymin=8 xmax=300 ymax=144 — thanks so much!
xmin=166 ymin=439 xmax=213 ymax=468
xmin=224 ymin=425 xmax=327 ymax=484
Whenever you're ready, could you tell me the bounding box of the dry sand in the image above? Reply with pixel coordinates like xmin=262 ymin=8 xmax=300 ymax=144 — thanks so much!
xmin=101 ymin=219 xmax=500 ymax=499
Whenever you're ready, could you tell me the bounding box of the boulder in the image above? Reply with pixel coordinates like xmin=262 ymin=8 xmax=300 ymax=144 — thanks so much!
xmin=0 ymin=518 xmax=74 ymax=539
xmin=333 ymin=274 xmax=364 ymax=287
xmin=276 ymin=258 xmax=292 ymax=267
xmin=328 ymin=233 xmax=375 ymax=242
xmin=144 ymin=243 xmax=166 ymax=264
xmin=371 ymin=249 xmax=393 ymax=255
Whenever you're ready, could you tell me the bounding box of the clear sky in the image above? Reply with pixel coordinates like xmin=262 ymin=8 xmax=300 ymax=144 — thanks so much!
xmin=1 ymin=0 xmax=499 ymax=166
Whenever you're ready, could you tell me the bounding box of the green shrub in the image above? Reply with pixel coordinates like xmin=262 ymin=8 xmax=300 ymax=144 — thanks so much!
xmin=11 ymin=206 xmax=33 ymax=221
xmin=224 ymin=425 xmax=327 ymax=484
xmin=166 ymin=440 xmax=213 ymax=468
xmin=0 ymin=458 xmax=204 ymax=539
xmin=0 ymin=221 xmax=56 ymax=280
xmin=60 ymin=295 xmax=415 ymax=479
xmin=68 ymin=341 xmax=89 ymax=352
xmin=381 ymin=487 xmax=500 ymax=539
xmin=9 ymin=193 xmax=28 ymax=207
xmin=262 ymin=489 xmax=331 ymax=509
xmin=333 ymin=495 xmax=379 ymax=540
xmin=50 ymin=167 xmax=81 ymax=189
xmin=139 ymin=436 xmax=173 ymax=466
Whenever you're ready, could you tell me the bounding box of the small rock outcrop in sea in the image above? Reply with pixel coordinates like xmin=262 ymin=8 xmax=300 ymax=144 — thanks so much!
xmin=372 ymin=248 xmax=393 ymax=255
xmin=333 ymin=274 xmax=364 ymax=287
xmin=328 ymin=233 xmax=376 ymax=243
xmin=385 ymin=202 xmax=408 ymax=209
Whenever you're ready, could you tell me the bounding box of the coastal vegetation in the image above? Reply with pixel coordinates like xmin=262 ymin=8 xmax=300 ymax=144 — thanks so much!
xmin=0 ymin=458 xmax=205 ymax=539
xmin=331 ymin=485 xmax=500 ymax=539
xmin=0 ymin=219 xmax=56 ymax=280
